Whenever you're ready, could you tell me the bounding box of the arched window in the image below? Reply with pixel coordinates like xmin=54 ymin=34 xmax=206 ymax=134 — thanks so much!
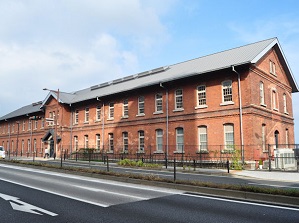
xmin=176 ymin=127 xmax=184 ymax=152
xmin=224 ymin=124 xmax=234 ymax=150
xmin=198 ymin=126 xmax=207 ymax=151
xmin=260 ymin=82 xmax=265 ymax=105
xmin=156 ymin=129 xmax=163 ymax=152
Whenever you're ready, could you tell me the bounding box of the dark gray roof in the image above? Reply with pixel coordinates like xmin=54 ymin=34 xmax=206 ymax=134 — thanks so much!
xmin=47 ymin=37 xmax=298 ymax=106
xmin=2 ymin=37 xmax=298 ymax=120
xmin=0 ymin=101 xmax=43 ymax=121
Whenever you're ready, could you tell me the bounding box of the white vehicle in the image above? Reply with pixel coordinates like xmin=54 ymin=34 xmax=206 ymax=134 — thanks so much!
xmin=0 ymin=146 xmax=5 ymax=159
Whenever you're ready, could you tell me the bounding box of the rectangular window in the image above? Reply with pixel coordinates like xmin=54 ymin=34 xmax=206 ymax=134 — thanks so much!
xmin=155 ymin=93 xmax=163 ymax=112
xmin=85 ymin=107 xmax=89 ymax=123
xmin=96 ymin=105 xmax=101 ymax=121
xmin=283 ymin=94 xmax=288 ymax=114
xmin=27 ymin=139 xmax=31 ymax=153
xmin=34 ymin=120 xmax=38 ymax=130
xmin=123 ymin=132 xmax=128 ymax=152
xmin=198 ymin=126 xmax=207 ymax=151
xmin=74 ymin=136 xmax=78 ymax=151
xmin=224 ymin=124 xmax=234 ymax=150
xmin=285 ymin=129 xmax=289 ymax=148
xmin=176 ymin=128 xmax=184 ymax=152
xmin=156 ymin=129 xmax=163 ymax=152
xmin=84 ymin=135 xmax=89 ymax=148
xmin=222 ymin=80 xmax=233 ymax=103
xmin=270 ymin=60 xmax=276 ymax=75
xmin=41 ymin=118 xmax=44 ymax=128
xmin=138 ymin=131 xmax=144 ymax=151
xmin=138 ymin=96 xmax=145 ymax=115
xmin=197 ymin=85 xmax=206 ymax=106
xmin=262 ymin=124 xmax=266 ymax=151
xmin=109 ymin=133 xmax=114 ymax=151
xmin=23 ymin=121 xmax=25 ymax=131
xmin=74 ymin=110 xmax=79 ymax=124
xmin=109 ymin=103 xmax=114 ymax=119
xmin=260 ymin=82 xmax=265 ymax=105
xmin=28 ymin=120 xmax=31 ymax=131
xmin=272 ymin=90 xmax=277 ymax=110
xmin=123 ymin=99 xmax=129 ymax=117
xmin=96 ymin=134 xmax=101 ymax=150
xmin=175 ymin=89 xmax=183 ymax=109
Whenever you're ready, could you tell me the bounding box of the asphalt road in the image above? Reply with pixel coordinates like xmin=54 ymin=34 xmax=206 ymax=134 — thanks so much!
xmin=0 ymin=163 xmax=299 ymax=222
xmin=39 ymin=159 xmax=299 ymax=190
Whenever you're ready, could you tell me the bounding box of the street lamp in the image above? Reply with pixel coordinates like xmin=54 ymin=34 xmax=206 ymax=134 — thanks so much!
xmin=43 ymin=88 xmax=60 ymax=159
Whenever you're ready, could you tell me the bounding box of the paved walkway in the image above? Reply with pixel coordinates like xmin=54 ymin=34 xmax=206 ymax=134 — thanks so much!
xmin=10 ymin=156 xmax=299 ymax=183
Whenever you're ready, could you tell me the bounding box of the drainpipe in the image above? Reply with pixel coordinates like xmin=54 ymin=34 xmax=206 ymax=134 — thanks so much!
xmin=97 ymin=97 xmax=105 ymax=152
xmin=160 ymin=83 xmax=169 ymax=160
xmin=232 ymin=66 xmax=244 ymax=164
xmin=69 ymin=104 xmax=73 ymax=154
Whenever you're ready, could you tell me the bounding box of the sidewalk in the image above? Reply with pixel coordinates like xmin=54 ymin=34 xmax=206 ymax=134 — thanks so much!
xmin=12 ymin=156 xmax=299 ymax=183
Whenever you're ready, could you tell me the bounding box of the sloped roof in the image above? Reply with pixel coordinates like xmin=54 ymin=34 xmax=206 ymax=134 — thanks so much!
xmin=2 ymin=37 xmax=298 ymax=120
xmin=50 ymin=37 xmax=298 ymax=105
xmin=0 ymin=101 xmax=43 ymax=121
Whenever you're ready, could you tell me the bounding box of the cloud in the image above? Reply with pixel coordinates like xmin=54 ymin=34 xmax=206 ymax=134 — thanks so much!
xmin=0 ymin=0 xmax=175 ymax=116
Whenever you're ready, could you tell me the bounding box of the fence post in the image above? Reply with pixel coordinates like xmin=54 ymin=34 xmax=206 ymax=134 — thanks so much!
xmin=106 ymin=156 xmax=109 ymax=172
xmin=268 ymin=144 xmax=271 ymax=172
xmin=174 ymin=158 xmax=176 ymax=182
xmin=193 ymin=159 xmax=196 ymax=171
xmin=227 ymin=159 xmax=230 ymax=173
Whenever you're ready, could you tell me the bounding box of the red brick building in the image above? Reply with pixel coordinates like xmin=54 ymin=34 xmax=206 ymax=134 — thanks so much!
xmin=0 ymin=38 xmax=298 ymax=167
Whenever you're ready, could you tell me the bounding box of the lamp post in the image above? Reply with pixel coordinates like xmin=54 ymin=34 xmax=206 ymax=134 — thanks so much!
xmin=43 ymin=88 xmax=60 ymax=159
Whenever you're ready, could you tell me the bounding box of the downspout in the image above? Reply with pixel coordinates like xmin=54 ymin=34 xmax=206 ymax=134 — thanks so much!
xmin=160 ymin=83 xmax=169 ymax=160
xmin=232 ymin=66 xmax=244 ymax=164
xmin=69 ymin=104 xmax=73 ymax=154
xmin=97 ymin=97 xmax=105 ymax=152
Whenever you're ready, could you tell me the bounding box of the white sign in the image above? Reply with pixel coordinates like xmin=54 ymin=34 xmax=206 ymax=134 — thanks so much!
xmin=0 ymin=193 xmax=58 ymax=216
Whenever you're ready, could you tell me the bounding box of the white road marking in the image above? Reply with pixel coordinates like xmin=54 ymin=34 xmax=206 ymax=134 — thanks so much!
xmin=74 ymin=185 xmax=147 ymax=200
xmin=248 ymin=182 xmax=299 ymax=189
xmin=0 ymin=192 xmax=58 ymax=216
xmin=182 ymin=193 xmax=299 ymax=211
xmin=0 ymin=178 xmax=110 ymax=207
xmin=0 ymin=163 xmax=183 ymax=194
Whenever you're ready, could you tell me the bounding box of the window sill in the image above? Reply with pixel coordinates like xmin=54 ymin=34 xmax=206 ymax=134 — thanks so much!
xmin=173 ymin=108 xmax=184 ymax=112
xmin=284 ymin=112 xmax=289 ymax=115
xmin=106 ymin=151 xmax=114 ymax=154
xmin=136 ymin=114 xmax=145 ymax=117
xmin=195 ymin=105 xmax=208 ymax=109
xmin=94 ymin=120 xmax=101 ymax=123
xmin=260 ymin=103 xmax=267 ymax=107
xmin=153 ymin=111 xmax=163 ymax=115
xmin=137 ymin=151 xmax=145 ymax=154
xmin=107 ymin=118 xmax=114 ymax=121
xmin=84 ymin=121 xmax=89 ymax=124
xmin=174 ymin=151 xmax=185 ymax=154
xmin=154 ymin=151 xmax=164 ymax=154
xmin=121 ymin=115 xmax=129 ymax=119
xmin=273 ymin=108 xmax=278 ymax=112
xmin=196 ymin=150 xmax=209 ymax=154
xmin=220 ymin=101 xmax=234 ymax=106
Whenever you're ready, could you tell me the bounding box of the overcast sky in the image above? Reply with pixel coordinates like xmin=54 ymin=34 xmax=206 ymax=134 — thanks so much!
xmin=1 ymin=0 xmax=299 ymax=141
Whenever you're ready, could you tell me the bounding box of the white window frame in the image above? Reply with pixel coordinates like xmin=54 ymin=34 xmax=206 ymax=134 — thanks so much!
xmin=84 ymin=135 xmax=89 ymax=148
xmin=96 ymin=105 xmax=101 ymax=121
xmin=96 ymin=134 xmax=101 ymax=150
xmin=221 ymin=80 xmax=233 ymax=105
xmin=176 ymin=127 xmax=184 ymax=152
xmin=283 ymin=93 xmax=288 ymax=114
xmin=155 ymin=93 xmax=163 ymax=113
xmin=174 ymin=89 xmax=183 ymax=110
xmin=85 ymin=107 xmax=89 ymax=123
xmin=138 ymin=130 xmax=145 ymax=152
xmin=123 ymin=99 xmax=129 ymax=118
xmin=156 ymin=129 xmax=163 ymax=152
xmin=74 ymin=110 xmax=79 ymax=124
xmin=74 ymin=136 xmax=78 ymax=151
xmin=260 ymin=81 xmax=265 ymax=106
xmin=270 ymin=60 xmax=276 ymax=75
xmin=108 ymin=133 xmax=114 ymax=152
xmin=198 ymin=126 xmax=207 ymax=152
xmin=272 ymin=89 xmax=278 ymax=111
xmin=262 ymin=124 xmax=266 ymax=152
xmin=108 ymin=102 xmax=114 ymax=119
xmin=122 ymin=132 xmax=128 ymax=152
xmin=196 ymin=85 xmax=207 ymax=108
xmin=137 ymin=96 xmax=145 ymax=115
xmin=224 ymin=124 xmax=234 ymax=150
